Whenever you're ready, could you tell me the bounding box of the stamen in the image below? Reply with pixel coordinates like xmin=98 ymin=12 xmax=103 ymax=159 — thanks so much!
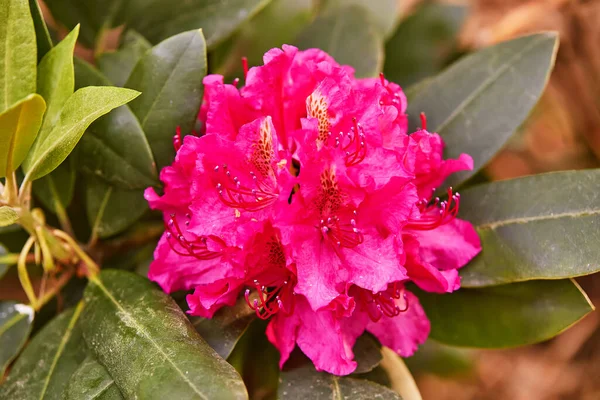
xmin=173 ymin=126 xmax=183 ymax=151
xmin=214 ymin=166 xmax=278 ymax=211
xmin=363 ymin=284 xmax=409 ymax=322
xmin=242 ymin=57 xmax=249 ymax=81
xmin=318 ymin=212 xmax=363 ymax=248
xmin=406 ymin=187 xmax=460 ymax=230
xmin=165 ymin=214 xmax=221 ymax=260
xmin=343 ymin=117 xmax=367 ymax=166
xmin=244 ymin=275 xmax=296 ymax=320
xmin=232 ymin=78 xmax=240 ymax=88
xmin=420 ymin=112 xmax=427 ymax=130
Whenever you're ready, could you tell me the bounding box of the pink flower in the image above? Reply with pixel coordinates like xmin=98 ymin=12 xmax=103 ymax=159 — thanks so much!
xmin=145 ymin=45 xmax=481 ymax=375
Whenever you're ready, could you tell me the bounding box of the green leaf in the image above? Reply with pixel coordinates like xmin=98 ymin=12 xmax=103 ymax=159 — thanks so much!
xmin=459 ymin=170 xmax=600 ymax=287
xmin=406 ymin=33 xmax=558 ymax=188
xmin=0 ymin=94 xmax=46 ymax=177
xmin=124 ymin=0 xmax=271 ymax=48
xmin=75 ymin=58 xmax=157 ymax=189
xmin=0 ymin=304 xmax=86 ymax=400
xmin=210 ymin=0 xmax=312 ymax=77
xmin=189 ymin=296 xmax=256 ymax=359
xmin=0 ymin=206 xmax=18 ymax=226
xmin=384 ymin=3 xmax=467 ymax=87
xmin=37 ymin=25 xmax=79 ymax=138
xmin=0 ymin=0 xmax=37 ymax=113
xmin=322 ymin=0 xmax=400 ymax=37
xmin=279 ymin=364 xmax=401 ymax=399
xmin=86 ymin=177 xmax=147 ymax=239
xmin=295 ymin=5 xmax=384 ymax=78
xmin=0 ymin=301 xmax=33 ymax=377
xmin=97 ymin=30 xmax=151 ymax=87
xmin=32 ymin=157 xmax=76 ymax=214
xmin=43 ymin=0 xmax=124 ymax=48
xmin=22 ymin=86 xmax=140 ymax=182
xmin=352 ymin=334 xmax=383 ymax=375
xmin=415 ymin=279 xmax=594 ymax=348
xmin=63 ymin=356 xmax=124 ymax=400
xmin=82 ymin=270 xmax=248 ymax=400
xmin=29 ymin=0 xmax=53 ymax=61
xmin=403 ymin=340 xmax=474 ymax=378
xmin=125 ymin=29 xmax=206 ymax=169
xmin=0 ymin=243 xmax=18 ymax=279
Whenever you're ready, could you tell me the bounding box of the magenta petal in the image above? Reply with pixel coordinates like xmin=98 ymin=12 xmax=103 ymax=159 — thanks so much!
xmin=367 ymin=291 xmax=430 ymax=357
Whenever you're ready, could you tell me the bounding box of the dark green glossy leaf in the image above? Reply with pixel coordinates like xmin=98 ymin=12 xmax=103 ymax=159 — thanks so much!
xmin=404 ymin=340 xmax=474 ymax=378
xmin=0 ymin=301 xmax=33 ymax=376
xmin=384 ymin=3 xmax=467 ymax=87
xmin=323 ymin=0 xmax=400 ymax=37
xmin=415 ymin=279 xmax=594 ymax=348
xmin=22 ymin=86 xmax=140 ymax=182
xmin=124 ymin=0 xmax=270 ymax=48
xmin=82 ymin=269 xmax=248 ymax=399
xmin=29 ymin=0 xmax=53 ymax=61
xmin=43 ymin=0 xmax=124 ymax=48
xmin=210 ymin=0 xmax=312 ymax=77
xmin=352 ymin=334 xmax=382 ymax=375
xmin=63 ymin=356 xmax=124 ymax=400
xmin=86 ymin=177 xmax=147 ymax=239
xmin=406 ymin=33 xmax=558 ymax=188
xmin=0 ymin=0 xmax=37 ymax=113
xmin=459 ymin=170 xmax=600 ymax=287
xmin=189 ymin=296 xmax=256 ymax=359
xmin=32 ymin=157 xmax=76 ymax=214
xmin=125 ymin=29 xmax=206 ymax=169
xmin=97 ymin=30 xmax=151 ymax=87
xmin=75 ymin=58 xmax=157 ymax=189
xmin=0 ymin=304 xmax=86 ymax=399
xmin=295 ymin=5 xmax=383 ymax=78
xmin=37 ymin=25 xmax=79 ymax=137
xmin=279 ymin=364 xmax=400 ymax=399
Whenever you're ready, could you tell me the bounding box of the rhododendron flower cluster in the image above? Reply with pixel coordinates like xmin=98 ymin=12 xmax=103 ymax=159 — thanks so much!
xmin=145 ymin=45 xmax=481 ymax=375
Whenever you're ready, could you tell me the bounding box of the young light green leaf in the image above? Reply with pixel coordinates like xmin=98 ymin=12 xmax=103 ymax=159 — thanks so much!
xmin=406 ymin=33 xmax=558 ymax=188
xmin=0 ymin=206 xmax=19 ymax=226
xmin=97 ymin=30 xmax=151 ymax=87
xmin=0 ymin=301 xmax=33 ymax=377
xmin=63 ymin=356 xmax=124 ymax=400
xmin=279 ymin=364 xmax=401 ymax=399
xmin=0 ymin=303 xmax=86 ymax=400
xmin=0 ymin=94 xmax=46 ymax=177
xmin=75 ymin=58 xmax=157 ymax=189
xmin=125 ymin=29 xmax=206 ymax=169
xmin=384 ymin=3 xmax=467 ymax=87
xmin=82 ymin=270 xmax=248 ymax=400
xmin=295 ymin=5 xmax=384 ymax=78
xmin=322 ymin=0 xmax=400 ymax=37
xmin=459 ymin=170 xmax=600 ymax=287
xmin=0 ymin=0 xmax=37 ymax=113
xmin=37 ymin=24 xmax=79 ymax=137
xmin=414 ymin=279 xmax=594 ymax=348
xmin=32 ymin=157 xmax=76 ymax=214
xmin=22 ymin=86 xmax=140 ymax=182
xmin=29 ymin=0 xmax=53 ymax=61
xmin=86 ymin=177 xmax=147 ymax=239
xmin=189 ymin=296 xmax=256 ymax=359
xmin=124 ymin=0 xmax=271 ymax=48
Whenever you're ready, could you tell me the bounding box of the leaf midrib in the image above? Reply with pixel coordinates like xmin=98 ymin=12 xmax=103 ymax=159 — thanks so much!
xmin=39 ymin=302 xmax=84 ymax=400
xmin=91 ymin=277 xmax=208 ymax=400
xmin=431 ymin=35 xmax=547 ymax=134
xmin=476 ymin=208 xmax=600 ymax=230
